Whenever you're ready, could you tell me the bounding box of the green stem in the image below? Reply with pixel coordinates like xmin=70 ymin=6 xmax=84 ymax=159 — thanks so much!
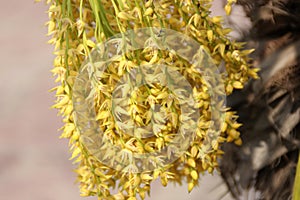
xmin=293 ymin=151 xmax=300 ymax=200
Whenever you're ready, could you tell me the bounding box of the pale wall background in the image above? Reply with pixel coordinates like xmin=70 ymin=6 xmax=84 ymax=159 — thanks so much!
xmin=0 ymin=1 xmax=241 ymax=199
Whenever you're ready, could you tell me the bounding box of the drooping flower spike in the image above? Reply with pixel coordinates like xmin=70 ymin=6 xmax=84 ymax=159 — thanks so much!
xmin=44 ymin=0 xmax=257 ymax=199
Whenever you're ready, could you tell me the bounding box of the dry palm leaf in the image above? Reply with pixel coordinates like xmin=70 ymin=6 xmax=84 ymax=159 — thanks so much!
xmin=220 ymin=0 xmax=300 ymax=199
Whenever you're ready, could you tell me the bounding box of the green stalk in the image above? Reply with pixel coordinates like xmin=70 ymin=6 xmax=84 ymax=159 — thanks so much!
xmin=293 ymin=152 xmax=300 ymax=200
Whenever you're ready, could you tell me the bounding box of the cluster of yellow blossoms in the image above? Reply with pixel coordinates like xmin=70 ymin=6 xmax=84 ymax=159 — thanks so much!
xmin=44 ymin=0 xmax=258 ymax=199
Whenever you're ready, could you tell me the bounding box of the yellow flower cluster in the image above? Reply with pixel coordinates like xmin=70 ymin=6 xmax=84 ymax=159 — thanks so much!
xmin=44 ymin=0 xmax=258 ymax=199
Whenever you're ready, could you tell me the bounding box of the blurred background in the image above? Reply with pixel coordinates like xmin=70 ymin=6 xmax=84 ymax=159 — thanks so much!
xmin=0 ymin=1 xmax=243 ymax=199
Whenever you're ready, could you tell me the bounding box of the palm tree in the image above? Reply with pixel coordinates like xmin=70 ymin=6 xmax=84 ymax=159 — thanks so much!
xmin=220 ymin=0 xmax=300 ymax=199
